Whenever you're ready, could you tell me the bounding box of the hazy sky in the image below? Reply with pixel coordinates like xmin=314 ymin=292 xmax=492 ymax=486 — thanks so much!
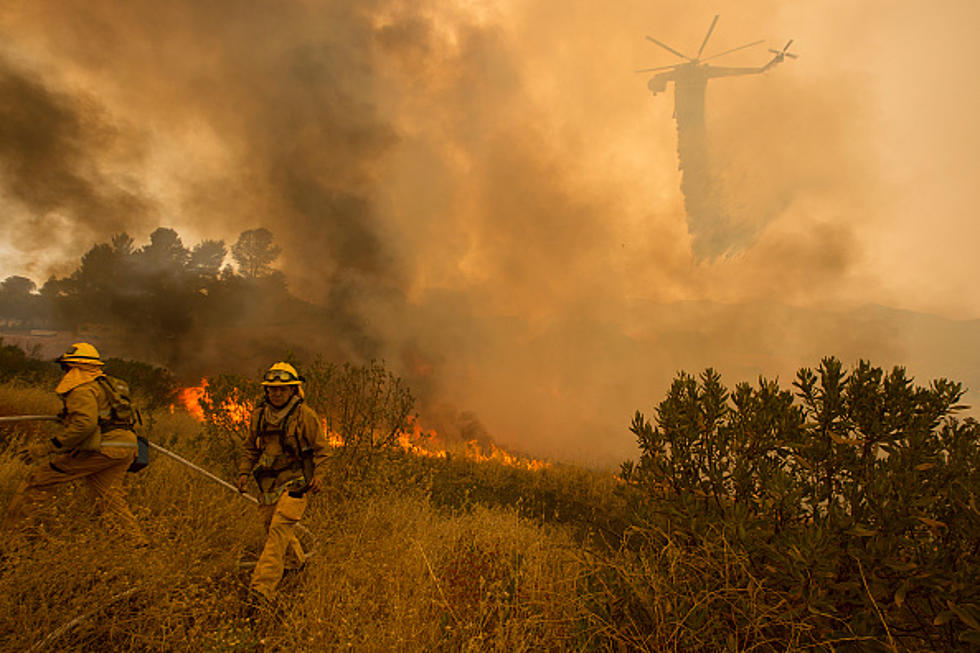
xmin=1 ymin=0 xmax=978 ymax=463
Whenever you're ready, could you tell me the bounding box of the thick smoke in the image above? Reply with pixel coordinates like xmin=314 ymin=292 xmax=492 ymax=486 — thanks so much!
xmin=0 ymin=54 xmax=151 ymax=279
xmin=1 ymin=1 xmax=979 ymax=464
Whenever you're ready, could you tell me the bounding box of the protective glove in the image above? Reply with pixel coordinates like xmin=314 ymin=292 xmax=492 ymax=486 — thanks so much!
xmin=236 ymin=474 xmax=250 ymax=493
xmin=16 ymin=442 xmax=49 ymax=465
xmin=306 ymin=477 xmax=323 ymax=495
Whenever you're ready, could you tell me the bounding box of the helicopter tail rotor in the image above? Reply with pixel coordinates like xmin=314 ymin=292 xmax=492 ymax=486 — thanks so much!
xmin=768 ymin=39 xmax=798 ymax=60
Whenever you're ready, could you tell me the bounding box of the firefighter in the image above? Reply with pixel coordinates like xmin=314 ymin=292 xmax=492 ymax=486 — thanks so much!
xmin=3 ymin=343 xmax=147 ymax=546
xmin=237 ymin=362 xmax=327 ymax=603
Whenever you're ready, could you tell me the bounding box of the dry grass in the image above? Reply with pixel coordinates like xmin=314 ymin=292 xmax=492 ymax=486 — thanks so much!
xmin=273 ymin=497 xmax=585 ymax=651
xmin=0 ymin=465 xmax=586 ymax=651
xmin=0 ymin=383 xmax=588 ymax=651
xmin=573 ymin=527 xmax=831 ymax=651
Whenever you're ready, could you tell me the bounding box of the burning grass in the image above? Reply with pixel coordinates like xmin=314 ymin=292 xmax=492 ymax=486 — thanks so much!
xmin=173 ymin=378 xmax=551 ymax=473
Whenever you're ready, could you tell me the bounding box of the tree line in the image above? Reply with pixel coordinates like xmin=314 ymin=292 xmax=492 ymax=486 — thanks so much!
xmin=0 ymin=227 xmax=303 ymax=368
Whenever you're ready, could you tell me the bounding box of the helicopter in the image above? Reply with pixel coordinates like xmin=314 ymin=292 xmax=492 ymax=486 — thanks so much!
xmin=637 ymin=15 xmax=796 ymax=96
xmin=636 ymin=15 xmax=797 ymax=261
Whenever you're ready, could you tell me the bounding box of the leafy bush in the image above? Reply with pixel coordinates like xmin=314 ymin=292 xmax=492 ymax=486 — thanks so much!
xmin=621 ymin=357 xmax=980 ymax=649
xmin=313 ymin=360 xmax=414 ymax=450
xmin=102 ymin=357 xmax=178 ymax=410
xmin=0 ymin=339 xmax=58 ymax=385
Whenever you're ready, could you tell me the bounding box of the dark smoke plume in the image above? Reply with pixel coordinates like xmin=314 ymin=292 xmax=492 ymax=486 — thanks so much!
xmin=0 ymin=55 xmax=150 ymax=275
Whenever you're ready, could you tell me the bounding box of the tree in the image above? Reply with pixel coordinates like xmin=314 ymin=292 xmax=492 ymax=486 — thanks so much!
xmin=0 ymin=275 xmax=39 ymax=325
xmin=111 ymin=232 xmax=134 ymax=256
xmin=76 ymin=243 xmax=122 ymax=289
xmin=189 ymin=240 xmax=227 ymax=277
xmin=70 ymin=241 xmax=137 ymax=325
xmin=39 ymin=276 xmax=80 ymax=330
xmin=138 ymin=227 xmax=190 ymax=274
xmin=231 ymin=228 xmax=281 ymax=279
xmin=0 ymin=276 xmax=36 ymax=296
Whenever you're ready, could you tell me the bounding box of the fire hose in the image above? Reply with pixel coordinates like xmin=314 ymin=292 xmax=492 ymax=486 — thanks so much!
xmin=0 ymin=415 xmax=60 ymax=423
xmin=0 ymin=414 xmax=314 ymax=540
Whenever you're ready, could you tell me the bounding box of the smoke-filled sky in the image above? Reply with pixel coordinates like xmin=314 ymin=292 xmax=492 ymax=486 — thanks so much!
xmin=2 ymin=0 xmax=979 ymax=464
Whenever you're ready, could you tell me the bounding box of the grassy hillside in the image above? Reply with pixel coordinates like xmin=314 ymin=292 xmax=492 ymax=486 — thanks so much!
xmin=0 ymin=387 xmax=592 ymax=650
xmin=0 ymin=378 xmax=826 ymax=652
xmin=3 ymin=352 xmax=975 ymax=650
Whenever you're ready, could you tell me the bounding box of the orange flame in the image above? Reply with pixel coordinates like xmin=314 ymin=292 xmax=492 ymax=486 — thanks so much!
xmin=396 ymin=415 xmax=550 ymax=470
xmin=173 ymin=384 xmax=548 ymax=471
xmin=220 ymin=395 xmax=251 ymax=426
xmin=175 ymin=380 xmax=208 ymax=421
xmin=319 ymin=415 xmax=548 ymax=469
xmin=171 ymin=380 xmax=252 ymax=427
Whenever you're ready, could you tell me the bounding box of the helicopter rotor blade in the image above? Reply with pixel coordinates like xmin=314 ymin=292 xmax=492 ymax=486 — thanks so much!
xmin=635 ymin=64 xmax=683 ymax=73
xmin=783 ymin=39 xmax=794 ymax=52
xmin=645 ymin=36 xmax=693 ymax=62
xmin=701 ymin=39 xmax=765 ymax=62
xmin=697 ymin=15 xmax=720 ymax=59
xmin=784 ymin=52 xmax=799 ymax=59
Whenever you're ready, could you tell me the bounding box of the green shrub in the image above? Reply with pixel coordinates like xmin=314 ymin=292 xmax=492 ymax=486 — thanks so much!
xmin=621 ymin=357 xmax=980 ymax=649
xmin=102 ymin=357 xmax=178 ymax=410
xmin=0 ymin=339 xmax=58 ymax=385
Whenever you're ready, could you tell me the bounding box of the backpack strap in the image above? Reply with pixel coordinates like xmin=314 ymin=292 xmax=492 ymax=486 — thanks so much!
xmin=95 ymin=375 xmax=137 ymax=431
xmin=256 ymin=397 xmax=305 ymax=453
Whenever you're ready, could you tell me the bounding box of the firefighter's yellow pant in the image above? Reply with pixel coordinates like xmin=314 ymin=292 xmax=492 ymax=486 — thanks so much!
xmin=250 ymin=492 xmax=307 ymax=600
xmin=3 ymin=449 xmax=147 ymax=545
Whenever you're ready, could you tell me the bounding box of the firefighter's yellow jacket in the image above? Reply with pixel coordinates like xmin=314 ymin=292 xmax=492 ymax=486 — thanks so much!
xmin=52 ymin=367 xmax=136 ymax=457
xmin=238 ymin=397 xmax=328 ymax=504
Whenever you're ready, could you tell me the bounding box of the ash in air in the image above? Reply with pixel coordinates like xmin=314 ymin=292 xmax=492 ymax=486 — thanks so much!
xmin=640 ymin=15 xmax=796 ymax=261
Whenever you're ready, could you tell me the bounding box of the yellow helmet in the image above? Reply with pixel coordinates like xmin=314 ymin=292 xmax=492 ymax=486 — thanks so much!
xmin=56 ymin=342 xmax=105 ymax=367
xmin=261 ymin=362 xmax=303 ymax=386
